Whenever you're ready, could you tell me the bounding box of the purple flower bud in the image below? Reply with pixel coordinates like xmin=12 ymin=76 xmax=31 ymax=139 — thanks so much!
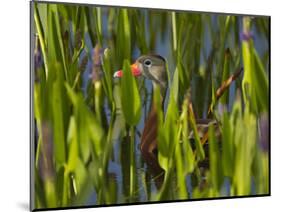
xmin=91 ymin=44 xmax=104 ymax=82
xmin=240 ymin=31 xmax=254 ymax=42
xmin=34 ymin=38 xmax=43 ymax=70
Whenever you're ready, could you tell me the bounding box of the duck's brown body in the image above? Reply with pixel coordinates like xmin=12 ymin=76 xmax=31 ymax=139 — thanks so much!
xmin=140 ymin=105 xmax=158 ymax=154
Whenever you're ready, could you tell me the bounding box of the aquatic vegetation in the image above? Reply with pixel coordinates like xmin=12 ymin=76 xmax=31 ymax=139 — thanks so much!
xmin=32 ymin=2 xmax=269 ymax=210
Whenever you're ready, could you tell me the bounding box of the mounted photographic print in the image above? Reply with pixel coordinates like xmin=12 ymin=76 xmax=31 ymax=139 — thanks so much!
xmin=30 ymin=0 xmax=270 ymax=211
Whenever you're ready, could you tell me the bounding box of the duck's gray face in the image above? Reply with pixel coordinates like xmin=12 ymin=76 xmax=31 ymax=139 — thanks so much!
xmin=135 ymin=55 xmax=167 ymax=89
xmin=114 ymin=55 xmax=168 ymax=97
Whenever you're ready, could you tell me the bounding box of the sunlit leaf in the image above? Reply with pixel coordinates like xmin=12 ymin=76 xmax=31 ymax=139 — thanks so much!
xmin=120 ymin=60 xmax=141 ymax=126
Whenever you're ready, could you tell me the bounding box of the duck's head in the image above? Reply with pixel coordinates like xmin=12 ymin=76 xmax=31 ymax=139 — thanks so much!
xmin=114 ymin=54 xmax=168 ymax=98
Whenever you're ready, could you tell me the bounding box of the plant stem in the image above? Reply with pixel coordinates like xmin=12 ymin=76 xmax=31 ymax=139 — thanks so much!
xmin=34 ymin=3 xmax=48 ymax=79
xmin=129 ymin=126 xmax=135 ymax=201
xmin=172 ymin=12 xmax=177 ymax=52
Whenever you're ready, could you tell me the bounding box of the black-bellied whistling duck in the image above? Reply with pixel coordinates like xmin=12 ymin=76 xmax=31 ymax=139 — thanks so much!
xmin=114 ymin=55 xmax=217 ymax=168
xmin=114 ymin=55 xmax=167 ymax=154
xmin=114 ymin=54 xmax=242 ymax=189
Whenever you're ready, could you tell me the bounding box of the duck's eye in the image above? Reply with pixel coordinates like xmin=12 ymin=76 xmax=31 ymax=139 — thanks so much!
xmin=144 ymin=59 xmax=152 ymax=67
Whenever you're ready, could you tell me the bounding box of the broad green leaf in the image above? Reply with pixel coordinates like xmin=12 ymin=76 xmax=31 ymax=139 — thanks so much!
xmin=116 ymin=9 xmax=131 ymax=64
xmin=65 ymin=83 xmax=104 ymax=161
xmin=242 ymin=17 xmax=269 ymax=115
xmin=180 ymin=99 xmax=195 ymax=174
xmin=158 ymin=92 xmax=178 ymax=171
xmin=232 ymin=106 xmax=256 ymax=195
xmin=51 ymin=64 xmax=66 ymax=166
xmin=120 ymin=60 xmax=141 ymax=126
xmin=87 ymin=110 xmax=104 ymax=157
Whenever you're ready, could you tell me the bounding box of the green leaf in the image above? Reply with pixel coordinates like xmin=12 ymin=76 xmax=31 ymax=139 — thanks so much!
xmin=67 ymin=116 xmax=78 ymax=171
xmin=242 ymin=17 xmax=269 ymax=115
xmin=93 ymin=7 xmax=102 ymax=45
xmin=220 ymin=49 xmax=231 ymax=105
xmin=101 ymin=48 xmax=114 ymax=104
xmin=34 ymin=3 xmax=48 ymax=78
xmin=189 ymin=110 xmax=205 ymax=160
xmin=158 ymin=92 xmax=178 ymax=171
xmin=116 ymin=9 xmax=131 ymax=64
xmin=209 ymin=124 xmax=223 ymax=194
xmin=171 ymin=65 xmax=179 ymax=103
xmin=233 ymin=108 xmax=256 ymax=195
xmin=252 ymin=49 xmax=269 ymax=112
xmin=180 ymin=99 xmax=194 ymax=174
xmin=221 ymin=112 xmax=234 ymax=177
xmin=51 ymin=64 xmax=66 ymax=166
xmin=120 ymin=60 xmax=141 ymax=126
xmin=131 ymin=10 xmax=148 ymax=53
xmin=65 ymin=83 xmax=104 ymax=161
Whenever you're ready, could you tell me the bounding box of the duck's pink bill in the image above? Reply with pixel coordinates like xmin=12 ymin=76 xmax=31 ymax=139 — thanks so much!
xmin=113 ymin=63 xmax=141 ymax=78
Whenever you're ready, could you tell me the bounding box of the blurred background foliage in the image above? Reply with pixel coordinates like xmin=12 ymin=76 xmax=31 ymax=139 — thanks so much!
xmin=33 ymin=1 xmax=269 ymax=209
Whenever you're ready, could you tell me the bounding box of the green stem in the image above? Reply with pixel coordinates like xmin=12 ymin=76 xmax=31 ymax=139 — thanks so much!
xmin=157 ymin=161 xmax=173 ymax=201
xmin=103 ymin=102 xmax=116 ymax=169
xmin=175 ymin=125 xmax=188 ymax=199
xmin=172 ymin=12 xmax=177 ymax=52
xmin=129 ymin=126 xmax=135 ymax=200
xmin=34 ymin=3 xmax=48 ymax=78
xmin=98 ymin=102 xmax=116 ymax=204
